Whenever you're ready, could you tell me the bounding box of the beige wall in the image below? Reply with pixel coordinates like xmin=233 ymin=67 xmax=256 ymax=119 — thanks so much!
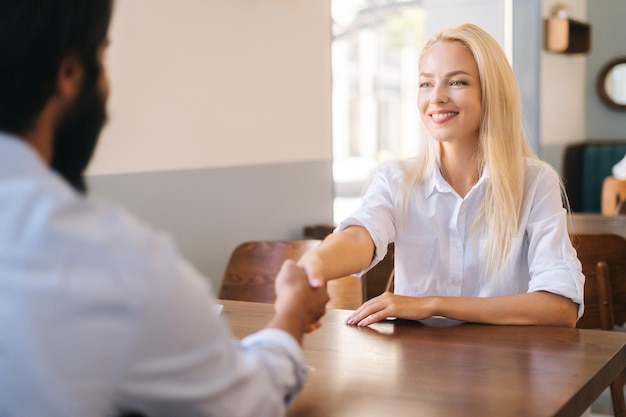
xmin=540 ymin=0 xmax=587 ymax=147
xmin=89 ymin=0 xmax=332 ymax=175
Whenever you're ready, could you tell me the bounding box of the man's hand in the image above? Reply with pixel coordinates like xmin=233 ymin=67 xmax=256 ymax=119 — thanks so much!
xmin=271 ymin=260 xmax=329 ymax=342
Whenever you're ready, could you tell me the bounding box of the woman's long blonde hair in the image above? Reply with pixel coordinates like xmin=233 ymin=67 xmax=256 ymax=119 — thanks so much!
xmin=400 ymin=23 xmax=538 ymax=275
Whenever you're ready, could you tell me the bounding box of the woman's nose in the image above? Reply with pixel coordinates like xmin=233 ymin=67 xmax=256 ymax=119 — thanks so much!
xmin=430 ymin=84 xmax=449 ymax=104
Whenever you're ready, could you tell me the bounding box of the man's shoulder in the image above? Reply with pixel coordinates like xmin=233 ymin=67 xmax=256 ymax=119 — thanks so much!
xmin=1 ymin=177 xmax=176 ymax=273
xmin=55 ymin=197 xmax=176 ymax=271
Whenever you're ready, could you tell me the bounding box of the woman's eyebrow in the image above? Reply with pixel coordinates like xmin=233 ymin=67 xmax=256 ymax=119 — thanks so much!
xmin=419 ymin=70 xmax=472 ymax=77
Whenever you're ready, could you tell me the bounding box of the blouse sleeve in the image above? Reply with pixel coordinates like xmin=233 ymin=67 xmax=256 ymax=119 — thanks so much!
xmin=336 ymin=162 xmax=400 ymax=274
xmin=524 ymin=165 xmax=585 ymax=319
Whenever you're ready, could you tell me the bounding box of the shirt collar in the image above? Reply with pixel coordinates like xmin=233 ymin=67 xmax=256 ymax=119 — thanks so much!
xmin=425 ymin=166 xmax=451 ymax=198
xmin=425 ymin=165 xmax=490 ymax=199
xmin=0 ymin=131 xmax=49 ymax=177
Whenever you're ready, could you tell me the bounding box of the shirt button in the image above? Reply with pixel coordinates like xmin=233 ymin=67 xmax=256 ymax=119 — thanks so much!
xmin=452 ymin=280 xmax=460 ymax=286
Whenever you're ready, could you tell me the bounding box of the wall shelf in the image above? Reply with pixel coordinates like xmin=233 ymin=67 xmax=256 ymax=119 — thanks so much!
xmin=543 ymin=17 xmax=591 ymax=54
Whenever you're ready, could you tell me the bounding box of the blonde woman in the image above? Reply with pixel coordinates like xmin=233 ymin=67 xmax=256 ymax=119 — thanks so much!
xmin=299 ymin=23 xmax=584 ymax=328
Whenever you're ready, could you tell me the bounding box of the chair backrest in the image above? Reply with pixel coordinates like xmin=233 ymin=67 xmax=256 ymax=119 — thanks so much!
xmin=573 ymin=233 xmax=626 ymax=329
xmin=571 ymin=233 xmax=626 ymax=416
xmin=361 ymin=243 xmax=395 ymax=301
xmin=219 ymin=239 xmax=362 ymax=309
xmin=219 ymin=240 xmax=321 ymax=303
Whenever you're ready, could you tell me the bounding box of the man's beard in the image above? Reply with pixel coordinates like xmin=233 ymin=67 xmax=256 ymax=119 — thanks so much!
xmin=50 ymin=79 xmax=107 ymax=194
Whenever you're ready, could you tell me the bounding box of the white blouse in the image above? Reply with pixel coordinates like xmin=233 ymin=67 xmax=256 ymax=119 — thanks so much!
xmin=338 ymin=158 xmax=585 ymax=319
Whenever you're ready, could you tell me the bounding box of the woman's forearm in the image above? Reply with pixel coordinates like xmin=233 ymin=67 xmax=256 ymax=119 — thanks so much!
xmin=431 ymin=291 xmax=578 ymax=328
xmin=347 ymin=291 xmax=578 ymax=328
xmin=298 ymin=225 xmax=375 ymax=283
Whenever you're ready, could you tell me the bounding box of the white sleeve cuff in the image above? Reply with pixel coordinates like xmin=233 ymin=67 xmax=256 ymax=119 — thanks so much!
xmin=241 ymin=328 xmax=308 ymax=404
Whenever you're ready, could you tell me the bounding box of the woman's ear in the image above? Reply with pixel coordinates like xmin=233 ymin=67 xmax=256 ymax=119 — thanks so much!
xmin=56 ymin=54 xmax=84 ymax=101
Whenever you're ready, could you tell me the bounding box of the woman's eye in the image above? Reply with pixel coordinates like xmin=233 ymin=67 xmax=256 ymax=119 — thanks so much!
xmin=419 ymin=82 xmax=432 ymax=88
xmin=450 ymin=80 xmax=468 ymax=86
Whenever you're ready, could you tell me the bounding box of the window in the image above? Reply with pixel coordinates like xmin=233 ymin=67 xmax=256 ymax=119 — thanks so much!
xmin=332 ymin=0 xmax=426 ymax=223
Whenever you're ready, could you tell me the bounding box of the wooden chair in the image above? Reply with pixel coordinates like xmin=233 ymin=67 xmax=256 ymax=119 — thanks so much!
xmin=218 ymin=240 xmax=362 ymax=310
xmin=573 ymin=233 xmax=626 ymax=417
xmin=361 ymin=243 xmax=395 ymax=300
xmin=602 ymin=176 xmax=626 ymax=216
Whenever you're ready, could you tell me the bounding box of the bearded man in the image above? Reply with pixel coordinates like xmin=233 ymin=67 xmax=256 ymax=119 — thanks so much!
xmin=0 ymin=1 xmax=328 ymax=416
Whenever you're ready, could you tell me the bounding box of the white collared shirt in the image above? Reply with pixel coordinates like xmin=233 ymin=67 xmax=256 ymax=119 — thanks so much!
xmin=338 ymin=159 xmax=585 ymax=318
xmin=0 ymin=133 xmax=305 ymax=417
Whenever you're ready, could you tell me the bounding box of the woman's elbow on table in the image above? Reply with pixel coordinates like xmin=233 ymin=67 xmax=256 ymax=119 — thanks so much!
xmin=540 ymin=292 xmax=579 ymax=328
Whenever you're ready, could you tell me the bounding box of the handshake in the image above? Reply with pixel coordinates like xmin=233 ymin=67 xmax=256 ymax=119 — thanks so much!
xmin=270 ymin=259 xmax=330 ymax=343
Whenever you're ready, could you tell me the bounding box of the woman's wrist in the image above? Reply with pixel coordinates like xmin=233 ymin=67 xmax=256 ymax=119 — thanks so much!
xmin=428 ymin=296 xmax=443 ymax=318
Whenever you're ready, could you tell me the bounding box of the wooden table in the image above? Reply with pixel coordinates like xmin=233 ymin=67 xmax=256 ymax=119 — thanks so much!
xmin=571 ymin=213 xmax=626 ymax=237
xmin=222 ymin=300 xmax=626 ymax=417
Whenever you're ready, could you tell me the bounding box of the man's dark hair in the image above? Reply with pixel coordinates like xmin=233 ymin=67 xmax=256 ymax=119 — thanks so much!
xmin=0 ymin=0 xmax=114 ymax=134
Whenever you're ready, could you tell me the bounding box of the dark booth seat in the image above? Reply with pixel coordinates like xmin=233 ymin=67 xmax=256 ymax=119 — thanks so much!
xmin=563 ymin=141 xmax=626 ymax=212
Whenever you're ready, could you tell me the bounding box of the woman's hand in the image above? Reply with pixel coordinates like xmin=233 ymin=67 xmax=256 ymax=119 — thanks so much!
xmin=346 ymin=291 xmax=578 ymax=328
xmin=297 ymin=250 xmax=326 ymax=288
xmin=345 ymin=292 xmax=435 ymax=326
